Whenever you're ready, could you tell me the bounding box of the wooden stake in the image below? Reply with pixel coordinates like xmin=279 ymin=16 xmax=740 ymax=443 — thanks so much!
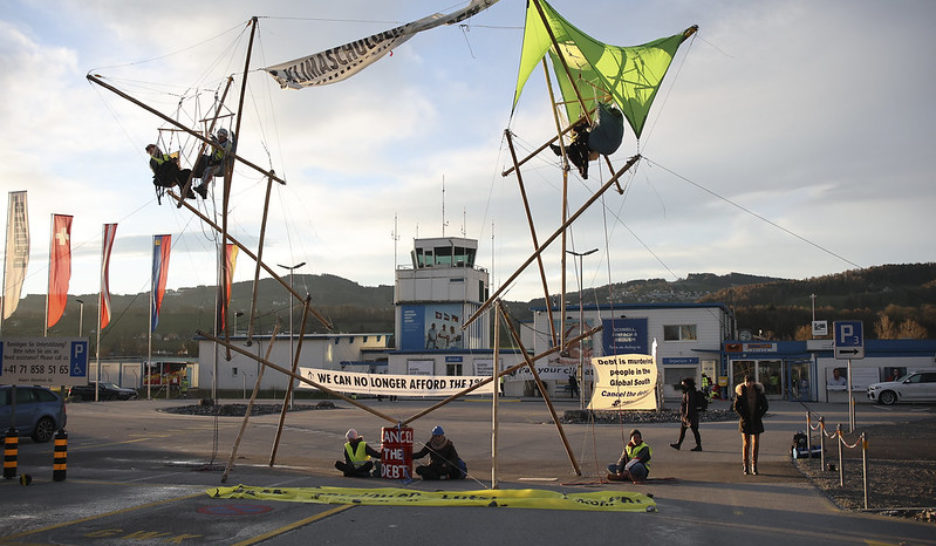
xmin=269 ymin=295 xmax=311 ymax=467
xmin=221 ymin=323 xmax=280 ymax=483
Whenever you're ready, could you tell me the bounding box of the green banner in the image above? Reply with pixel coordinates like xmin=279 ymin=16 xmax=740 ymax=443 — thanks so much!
xmin=514 ymin=0 xmax=695 ymax=139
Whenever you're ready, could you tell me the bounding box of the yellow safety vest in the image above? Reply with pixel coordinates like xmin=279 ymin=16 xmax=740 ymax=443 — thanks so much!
xmin=626 ymin=441 xmax=652 ymax=469
xmin=344 ymin=441 xmax=371 ymax=468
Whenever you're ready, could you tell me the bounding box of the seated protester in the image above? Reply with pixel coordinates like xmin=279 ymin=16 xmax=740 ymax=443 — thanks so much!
xmin=334 ymin=429 xmax=381 ymax=478
xmin=607 ymin=429 xmax=652 ymax=483
xmin=548 ymin=102 xmax=624 ymax=180
xmin=412 ymin=425 xmax=467 ymax=480
xmin=193 ymin=128 xmax=234 ymax=198
xmin=146 ymin=144 xmax=194 ymax=201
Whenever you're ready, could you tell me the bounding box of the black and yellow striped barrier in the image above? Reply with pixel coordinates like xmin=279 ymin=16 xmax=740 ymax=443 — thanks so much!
xmin=53 ymin=429 xmax=68 ymax=481
xmin=3 ymin=428 xmax=18 ymax=479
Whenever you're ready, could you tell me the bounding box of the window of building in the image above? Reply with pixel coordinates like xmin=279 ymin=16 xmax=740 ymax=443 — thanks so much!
xmin=446 ymin=363 xmax=463 ymax=376
xmin=663 ymin=324 xmax=697 ymax=341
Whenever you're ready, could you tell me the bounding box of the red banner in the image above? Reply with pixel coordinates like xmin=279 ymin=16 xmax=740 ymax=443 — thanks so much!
xmin=219 ymin=244 xmax=239 ymax=330
xmin=46 ymin=214 xmax=73 ymax=329
xmin=380 ymin=426 xmax=413 ymax=480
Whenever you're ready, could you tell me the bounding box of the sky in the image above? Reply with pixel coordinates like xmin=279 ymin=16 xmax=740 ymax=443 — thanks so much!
xmin=2 ymin=0 xmax=934 ymax=313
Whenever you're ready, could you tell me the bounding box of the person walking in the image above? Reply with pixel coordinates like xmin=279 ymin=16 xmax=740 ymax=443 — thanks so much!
xmin=734 ymin=375 xmax=768 ymax=475
xmin=670 ymin=377 xmax=703 ymax=452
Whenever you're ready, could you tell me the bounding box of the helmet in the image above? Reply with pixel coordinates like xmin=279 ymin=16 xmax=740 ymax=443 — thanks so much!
xmin=217 ymin=128 xmax=228 ymax=138
xmin=431 ymin=425 xmax=444 ymax=436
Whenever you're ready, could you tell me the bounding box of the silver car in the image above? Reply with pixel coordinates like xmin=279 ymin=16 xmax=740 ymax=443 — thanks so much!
xmin=867 ymin=370 xmax=936 ymax=405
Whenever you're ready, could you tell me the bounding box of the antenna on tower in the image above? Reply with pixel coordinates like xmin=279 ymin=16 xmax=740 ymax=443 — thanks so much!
xmin=461 ymin=207 xmax=467 ymax=237
xmin=441 ymin=174 xmax=449 ymax=237
xmin=391 ymin=213 xmax=400 ymax=270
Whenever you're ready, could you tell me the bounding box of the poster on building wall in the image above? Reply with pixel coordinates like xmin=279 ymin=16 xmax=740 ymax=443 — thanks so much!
xmin=400 ymin=303 xmax=465 ymax=351
xmin=601 ymin=318 xmax=648 ymax=356
xmin=588 ymin=354 xmax=658 ymax=411
xmin=298 ymin=367 xmax=493 ymax=396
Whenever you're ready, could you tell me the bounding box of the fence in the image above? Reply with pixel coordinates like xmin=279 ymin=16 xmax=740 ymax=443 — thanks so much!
xmin=801 ymin=411 xmax=870 ymax=510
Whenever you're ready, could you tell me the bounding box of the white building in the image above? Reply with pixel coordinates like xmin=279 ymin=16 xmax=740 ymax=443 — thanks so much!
xmin=531 ymin=303 xmax=734 ymax=399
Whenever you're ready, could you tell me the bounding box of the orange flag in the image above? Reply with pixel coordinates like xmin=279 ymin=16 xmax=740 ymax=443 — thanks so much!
xmin=220 ymin=243 xmax=239 ymax=330
xmin=47 ymin=214 xmax=73 ymax=330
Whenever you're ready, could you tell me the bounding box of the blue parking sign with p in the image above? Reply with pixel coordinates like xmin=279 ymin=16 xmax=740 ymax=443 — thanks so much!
xmin=70 ymin=340 xmax=88 ymax=377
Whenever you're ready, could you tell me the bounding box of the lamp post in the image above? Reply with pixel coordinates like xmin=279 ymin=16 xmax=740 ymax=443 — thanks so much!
xmin=566 ymin=248 xmax=598 ymax=410
xmin=234 ymin=311 xmax=244 ymax=335
xmin=278 ymin=262 xmax=305 ymax=407
xmin=75 ymin=298 xmax=85 ymax=337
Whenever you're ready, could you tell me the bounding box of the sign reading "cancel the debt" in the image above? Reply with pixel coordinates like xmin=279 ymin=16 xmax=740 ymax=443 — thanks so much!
xmin=588 ymin=354 xmax=658 ymax=411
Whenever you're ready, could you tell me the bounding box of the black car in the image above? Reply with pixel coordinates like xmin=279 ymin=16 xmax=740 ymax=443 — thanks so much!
xmin=68 ymin=381 xmax=138 ymax=401
xmin=0 ymin=385 xmax=67 ymax=442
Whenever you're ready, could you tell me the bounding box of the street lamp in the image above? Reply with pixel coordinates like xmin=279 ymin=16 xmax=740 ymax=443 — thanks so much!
xmin=566 ymin=248 xmax=598 ymax=410
xmin=234 ymin=311 xmax=244 ymax=335
xmin=75 ymin=298 xmax=85 ymax=337
xmin=278 ymin=262 xmax=306 ymax=407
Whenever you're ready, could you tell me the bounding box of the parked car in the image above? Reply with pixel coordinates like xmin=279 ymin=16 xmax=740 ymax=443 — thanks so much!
xmin=0 ymin=385 xmax=67 ymax=442
xmin=68 ymin=381 xmax=139 ymax=401
xmin=867 ymin=370 xmax=936 ymax=405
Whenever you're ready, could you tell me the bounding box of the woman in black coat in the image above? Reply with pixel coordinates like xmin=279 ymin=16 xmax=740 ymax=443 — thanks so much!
xmin=734 ymin=375 xmax=768 ymax=475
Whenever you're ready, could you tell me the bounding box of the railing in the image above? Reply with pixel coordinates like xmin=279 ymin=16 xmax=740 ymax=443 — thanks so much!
xmin=802 ymin=411 xmax=870 ymax=510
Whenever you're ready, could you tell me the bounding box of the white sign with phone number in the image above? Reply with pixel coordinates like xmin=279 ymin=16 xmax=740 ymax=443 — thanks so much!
xmin=0 ymin=337 xmax=89 ymax=386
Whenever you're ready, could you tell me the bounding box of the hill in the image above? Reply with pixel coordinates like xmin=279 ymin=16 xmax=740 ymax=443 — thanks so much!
xmin=1 ymin=264 xmax=932 ymax=355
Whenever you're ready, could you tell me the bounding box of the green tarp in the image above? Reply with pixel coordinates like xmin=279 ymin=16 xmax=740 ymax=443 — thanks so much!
xmin=514 ymin=0 xmax=695 ymax=139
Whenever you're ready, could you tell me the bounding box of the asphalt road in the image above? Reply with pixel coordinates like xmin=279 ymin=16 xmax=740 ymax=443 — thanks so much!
xmin=1 ymin=396 xmax=934 ymax=545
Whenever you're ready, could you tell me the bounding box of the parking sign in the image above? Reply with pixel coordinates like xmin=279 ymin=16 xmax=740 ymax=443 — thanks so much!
xmin=833 ymin=321 xmax=864 ymax=360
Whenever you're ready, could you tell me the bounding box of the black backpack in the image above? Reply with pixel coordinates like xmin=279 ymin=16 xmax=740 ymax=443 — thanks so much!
xmin=694 ymin=389 xmax=709 ymax=411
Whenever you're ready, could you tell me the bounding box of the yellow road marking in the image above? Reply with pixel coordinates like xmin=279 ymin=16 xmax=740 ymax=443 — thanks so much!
xmin=0 ymin=492 xmax=204 ymax=541
xmin=232 ymin=505 xmax=355 ymax=546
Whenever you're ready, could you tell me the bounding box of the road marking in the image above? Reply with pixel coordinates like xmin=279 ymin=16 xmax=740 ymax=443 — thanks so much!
xmin=232 ymin=504 xmax=355 ymax=546
xmin=0 ymin=492 xmax=204 ymax=541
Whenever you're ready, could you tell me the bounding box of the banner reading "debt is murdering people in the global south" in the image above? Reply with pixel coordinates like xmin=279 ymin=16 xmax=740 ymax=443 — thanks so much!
xmin=588 ymin=354 xmax=658 ymax=411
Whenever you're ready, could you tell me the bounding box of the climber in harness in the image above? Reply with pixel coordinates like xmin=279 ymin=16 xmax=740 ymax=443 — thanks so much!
xmin=192 ymin=128 xmax=234 ymax=199
xmin=146 ymin=144 xmax=195 ymax=204
xmin=549 ymin=102 xmax=624 ymax=180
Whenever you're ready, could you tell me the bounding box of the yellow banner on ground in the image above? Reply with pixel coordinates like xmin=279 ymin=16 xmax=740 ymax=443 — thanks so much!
xmin=208 ymin=485 xmax=656 ymax=513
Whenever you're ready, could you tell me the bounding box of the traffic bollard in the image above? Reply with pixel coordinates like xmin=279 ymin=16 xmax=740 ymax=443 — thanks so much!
xmin=3 ymin=428 xmax=18 ymax=479
xmin=53 ymin=429 xmax=68 ymax=482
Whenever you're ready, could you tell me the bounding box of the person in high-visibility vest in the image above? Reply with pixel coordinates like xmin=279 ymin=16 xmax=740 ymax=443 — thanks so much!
xmin=607 ymin=429 xmax=652 ymax=483
xmin=334 ymin=429 xmax=380 ymax=478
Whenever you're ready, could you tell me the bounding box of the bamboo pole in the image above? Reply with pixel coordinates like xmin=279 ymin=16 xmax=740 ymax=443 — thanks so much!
xmin=464 ymin=155 xmax=640 ymax=327
xmin=221 ymin=323 xmax=279 ymax=483
xmin=85 ymin=74 xmax=284 ymax=185
xmin=269 ymin=295 xmax=311 ymax=467
xmin=499 ymin=303 xmax=582 ymax=476
xmin=247 ymin=175 xmax=275 ymax=345
xmin=169 ymin=190 xmax=333 ymax=330
xmin=402 ymin=325 xmax=603 ymax=425
xmin=504 ymin=129 xmax=558 ymax=347
xmin=197 ymin=330 xmax=399 ymax=424
xmin=220 ymin=16 xmax=258 ymax=362
xmin=491 ymin=301 xmax=501 ymax=489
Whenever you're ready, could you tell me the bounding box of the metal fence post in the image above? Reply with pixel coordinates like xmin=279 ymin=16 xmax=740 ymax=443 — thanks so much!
xmin=819 ymin=417 xmax=825 ymax=469
xmin=837 ymin=424 xmax=844 ymax=487
xmin=861 ymin=432 xmax=869 ymax=510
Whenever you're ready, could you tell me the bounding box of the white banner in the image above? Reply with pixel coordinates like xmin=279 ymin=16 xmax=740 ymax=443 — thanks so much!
xmin=298 ymin=367 xmax=493 ymax=397
xmin=588 ymin=354 xmax=658 ymax=411
xmin=3 ymin=191 xmax=29 ymax=320
xmin=265 ymin=0 xmax=499 ymax=89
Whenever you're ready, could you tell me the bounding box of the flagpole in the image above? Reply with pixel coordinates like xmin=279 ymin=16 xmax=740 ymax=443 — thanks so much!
xmin=148 ymin=237 xmax=154 ymax=401
xmin=44 ymin=214 xmax=53 ymax=337
xmin=0 ymin=193 xmax=9 ymax=336
xmin=95 ymin=224 xmax=105 ymax=402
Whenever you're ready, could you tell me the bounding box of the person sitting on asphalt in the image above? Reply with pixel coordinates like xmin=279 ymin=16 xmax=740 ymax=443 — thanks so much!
xmin=334 ymin=428 xmax=381 ymax=478
xmin=607 ymin=429 xmax=652 ymax=483
xmin=412 ymin=425 xmax=467 ymax=480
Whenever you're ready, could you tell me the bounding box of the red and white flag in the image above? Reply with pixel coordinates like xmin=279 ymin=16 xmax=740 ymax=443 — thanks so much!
xmin=99 ymin=223 xmax=117 ymax=330
xmin=46 ymin=214 xmax=73 ymax=330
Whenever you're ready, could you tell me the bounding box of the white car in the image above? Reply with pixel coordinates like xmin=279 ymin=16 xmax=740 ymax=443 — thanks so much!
xmin=867 ymin=370 xmax=936 ymax=405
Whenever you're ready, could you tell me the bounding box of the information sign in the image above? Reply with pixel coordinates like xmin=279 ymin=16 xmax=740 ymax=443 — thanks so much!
xmin=0 ymin=337 xmax=89 ymax=386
